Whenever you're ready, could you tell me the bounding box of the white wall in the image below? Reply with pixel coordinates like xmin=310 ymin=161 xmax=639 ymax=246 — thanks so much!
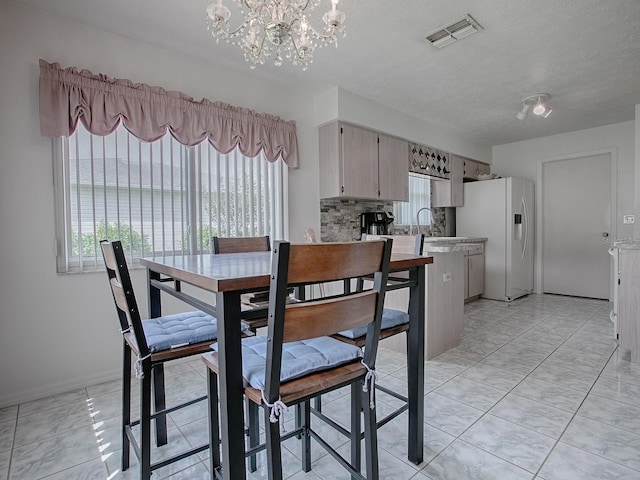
xmin=0 ymin=2 xmax=486 ymax=406
xmin=314 ymin=87 xmax=492 ymax=163
xmin=636 ymin=105 xmax=640 ymax=236
xmin=492 ymin=121 xmax=636 ymax=293
xmin=0 ymin=2 xmax=322 ymax=407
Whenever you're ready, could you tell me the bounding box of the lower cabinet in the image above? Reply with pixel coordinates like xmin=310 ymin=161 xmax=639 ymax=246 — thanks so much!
xmin=617 ymin=247 xmax=640 ymax=363
xmin=464 ymin=246 xmax=485 ymax=302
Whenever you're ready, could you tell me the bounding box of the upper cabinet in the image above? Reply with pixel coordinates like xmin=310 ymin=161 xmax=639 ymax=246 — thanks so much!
xmin=378 ymin=133 xmax=410 ymax=201
xmin=431 ymin=154 xmax=464 ymax=207
xmin=463 ymin=158 xmax=491 ymax=180
xmin=319 ymin=122 xmax=408 ymax=201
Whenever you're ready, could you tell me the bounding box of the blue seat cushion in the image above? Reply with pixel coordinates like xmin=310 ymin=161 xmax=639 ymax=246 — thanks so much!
xmin=143 ymin=311 xmax=231 ymax=353
xmin=212 ymin=335 xmax=363 ymax=390
xmin=338 ymin=308 xmax=410 ymax=339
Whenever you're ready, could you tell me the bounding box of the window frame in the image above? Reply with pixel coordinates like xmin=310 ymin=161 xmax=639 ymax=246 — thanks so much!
xmin=52 ymin=128 xmax=288 ymax=273
xmin=393 ymin=173 xmax=432 ymax=227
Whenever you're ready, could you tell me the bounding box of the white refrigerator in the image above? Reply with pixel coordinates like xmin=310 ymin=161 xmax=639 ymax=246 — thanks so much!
xmin=457 ymin=177 xmax=534 ymax=301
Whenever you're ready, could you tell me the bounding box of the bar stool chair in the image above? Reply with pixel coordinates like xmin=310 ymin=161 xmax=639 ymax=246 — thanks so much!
xmin=212 ymin=235 xmax=271 ymax=333
xmin=100 ymin=240 xmax=244 ymax=480
xmin=212 ymin=235 xmax=273 ymax=471
xmin=315 ymin=234 xmax=424 ymax=438
xmin=202 ymin=239 xmax=393 ymax=480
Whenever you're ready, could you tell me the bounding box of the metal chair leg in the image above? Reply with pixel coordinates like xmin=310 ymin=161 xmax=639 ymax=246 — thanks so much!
xmin=207 ymin=370 xmax=221 ymax=474
xmin=351 ymin=382 xmax=362 ymax=479
xmin=300 ymin=401 xmax=311 ymax=472
xmin=264 ymin=406 xmax=284 ymax=480
xmin=140 ymin=363 xmax=153 ymax=480
xmin=247 ymin=399 xmax=259 ymax=472
xmin=121 ymin=343 xmax=131 ymax=471
xmin=363 ymin=386 xmax=379 ymax=480
xmin=152 ymin=364 xmax=168 ymax=447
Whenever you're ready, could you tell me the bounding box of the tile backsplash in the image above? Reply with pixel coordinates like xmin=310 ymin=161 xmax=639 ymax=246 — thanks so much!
xmin=320 ymin=199 xmax=446 ymax=242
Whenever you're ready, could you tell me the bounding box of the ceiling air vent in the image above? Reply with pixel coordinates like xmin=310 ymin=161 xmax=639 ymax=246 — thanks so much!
xmin=425 ymin=14 xmax=483 ymax=48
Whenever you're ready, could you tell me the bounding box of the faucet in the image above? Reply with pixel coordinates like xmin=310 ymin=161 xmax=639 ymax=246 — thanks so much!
xmin=415 ymin=207 xmax=432 ymax=235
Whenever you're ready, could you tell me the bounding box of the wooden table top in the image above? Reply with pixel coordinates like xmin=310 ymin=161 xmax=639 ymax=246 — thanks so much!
xmin=140 ymin=251 xmax=433 ymax=293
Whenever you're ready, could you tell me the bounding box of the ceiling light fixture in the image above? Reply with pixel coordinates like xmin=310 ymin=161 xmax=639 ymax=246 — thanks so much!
xmin=516 ymin=94 xmax=552 ymax=120
xmin=206 ymin=0 xmax=346 ymax=70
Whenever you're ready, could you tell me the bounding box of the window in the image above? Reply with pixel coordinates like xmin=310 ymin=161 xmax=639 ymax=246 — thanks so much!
xmin=54 ymin=124 xmax=288 ymax=272
xmin=393 ymin=173 xmax=431 ymax=227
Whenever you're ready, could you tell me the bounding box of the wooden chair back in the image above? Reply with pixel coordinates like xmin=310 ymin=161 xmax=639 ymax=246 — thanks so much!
xmin=100 ymin=240 xmax=150 ymax=356
xmin=212 ymin=236 xmax=270 ymax=254
xmin=264 ymin=240 xmax=392 ymax=399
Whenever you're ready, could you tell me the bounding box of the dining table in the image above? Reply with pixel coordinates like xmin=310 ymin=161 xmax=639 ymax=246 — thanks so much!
xmin=140 ymin=248 xmax=433 ymax=480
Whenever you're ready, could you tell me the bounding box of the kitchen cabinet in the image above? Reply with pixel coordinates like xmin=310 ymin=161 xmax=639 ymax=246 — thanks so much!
xmin=431 ymin=154 xmax=464 ymax=207
xmin=409 ymin=143 xmax=450 ymax=179
xmin=463 ymin=158 xmax=491 ymax=180
xmin=379 ymin=133 xmax=410 ymax=200
xmin=383 ymin=249 xmax=465 ymax=360
xmin=614 ymin=244 xmax=640 ymax=362
xmin=319 ymin=122 xmax=408 ymax=201
xmin=464 ymin=245 xmax=485 ymax=302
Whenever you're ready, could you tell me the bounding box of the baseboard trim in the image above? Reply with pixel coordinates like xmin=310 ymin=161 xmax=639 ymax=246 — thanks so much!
xmin=0 ymin=368 xmax=120 ymax=409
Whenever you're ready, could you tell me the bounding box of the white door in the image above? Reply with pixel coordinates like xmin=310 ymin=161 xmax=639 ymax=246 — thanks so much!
xmin=543 ymin=154 xmax=611 ymax=299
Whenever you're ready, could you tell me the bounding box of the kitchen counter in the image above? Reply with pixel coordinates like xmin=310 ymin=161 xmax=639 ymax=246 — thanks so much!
xmin=613 ymin=239 xmax=640 ymax=250
xmin=611 ymin=241 xmax=640 ymax=363
xmin=423 ymin=236 xmax=488 ymax=244
xmin=422 ymin=236 xmax=488 ymax=253
xmin=381 ymin=236 xmax=487 ymax=359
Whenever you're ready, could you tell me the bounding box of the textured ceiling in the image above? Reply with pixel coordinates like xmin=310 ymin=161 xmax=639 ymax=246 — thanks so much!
xmin=10 ymin=0 xmax=640 ymax=146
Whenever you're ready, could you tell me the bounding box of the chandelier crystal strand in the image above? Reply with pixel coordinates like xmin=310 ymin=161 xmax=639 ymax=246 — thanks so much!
xmin=207 ymin=0 xmax=346 ymax=69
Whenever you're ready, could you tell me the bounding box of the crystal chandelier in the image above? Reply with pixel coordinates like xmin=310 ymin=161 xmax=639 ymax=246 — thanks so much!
xmin=206 ymin=0 xmax=346 ymax=70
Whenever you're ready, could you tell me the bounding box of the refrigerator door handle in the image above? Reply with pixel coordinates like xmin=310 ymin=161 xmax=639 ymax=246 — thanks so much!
xmin=521 ymin=197 xmax=528 ymax=260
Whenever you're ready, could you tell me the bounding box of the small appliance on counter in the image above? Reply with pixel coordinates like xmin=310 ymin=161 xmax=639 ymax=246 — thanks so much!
xmin=360 ymin=211 xmax=394 ymax=235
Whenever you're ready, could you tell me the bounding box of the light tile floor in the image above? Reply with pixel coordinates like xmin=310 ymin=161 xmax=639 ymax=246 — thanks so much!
xmin=3 ymin=294 xmax=640 ymax=479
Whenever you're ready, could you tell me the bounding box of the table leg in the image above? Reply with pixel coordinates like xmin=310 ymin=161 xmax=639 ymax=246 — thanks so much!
xmin=148 ymin=270 xmax=161 ymax=318
xmin=407 ymin=265 xmax=425 ymax=464
xmin=216 ymin=291 xmax=247 ymax=480
xmin=147 ymin=269 xmax=167 ymax=444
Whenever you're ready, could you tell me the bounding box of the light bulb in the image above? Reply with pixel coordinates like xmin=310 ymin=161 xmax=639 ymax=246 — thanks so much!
xmin=532 ymin=99 xmax=546 ymax=116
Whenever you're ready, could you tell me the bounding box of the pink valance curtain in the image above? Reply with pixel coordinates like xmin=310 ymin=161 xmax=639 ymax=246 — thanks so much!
xmin=38 ymin=59 xmax=299 ymax=168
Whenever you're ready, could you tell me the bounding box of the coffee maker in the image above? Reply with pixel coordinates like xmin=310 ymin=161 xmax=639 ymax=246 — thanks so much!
xmin=360 ymin=211 xmax=395 ymax=235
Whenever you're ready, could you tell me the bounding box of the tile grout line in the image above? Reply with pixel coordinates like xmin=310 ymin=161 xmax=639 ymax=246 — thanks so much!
xmin=532 ymin=344 xmax=623 ymax=478
xmin=5 ymin=406 xmax=17 ymax=480
xmin=422 ymin=299 xmax=612 ymax=477
xmin=415 ymin=301 xmax=562 ymax=475
xmin=490 ymin=304 xmax=616 ymax=475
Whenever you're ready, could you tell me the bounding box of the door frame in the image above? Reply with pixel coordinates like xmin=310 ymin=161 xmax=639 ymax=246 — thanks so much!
xmin=536 ymin=147 xmax=618 ymax=299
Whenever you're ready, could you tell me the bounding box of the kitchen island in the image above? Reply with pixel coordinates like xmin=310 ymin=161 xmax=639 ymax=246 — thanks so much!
xmin=382 ymin=236 xmax=487 ymax=359
xmin=611 ymin=240 xmax=640 ymax=363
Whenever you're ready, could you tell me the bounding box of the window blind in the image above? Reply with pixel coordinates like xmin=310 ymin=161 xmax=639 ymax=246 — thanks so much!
xmin=394 ymin=173 xmax=431 ymax=227
xmin=54 ymin=123 xmax=287 ymax=272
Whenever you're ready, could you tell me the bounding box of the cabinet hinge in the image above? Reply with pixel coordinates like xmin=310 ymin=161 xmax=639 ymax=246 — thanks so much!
xmin=340 ymin=127 xmax=343 ymax=134
xmin=341 ymin=186 xmax=344 ymax=194
xmin=618 ymin=279 xmax=621 ymax=285
xmin=377 ymin=137 xmax=380 ymax=144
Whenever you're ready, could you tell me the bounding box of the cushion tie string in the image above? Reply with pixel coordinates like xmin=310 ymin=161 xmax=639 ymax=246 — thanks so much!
xmin=134 ymin=353 xmax=152 ymax=379
xmin=361 ymin=360 xmax=377 ymax=410
xmin=261 ymin=390 xmax=288 ymax=434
